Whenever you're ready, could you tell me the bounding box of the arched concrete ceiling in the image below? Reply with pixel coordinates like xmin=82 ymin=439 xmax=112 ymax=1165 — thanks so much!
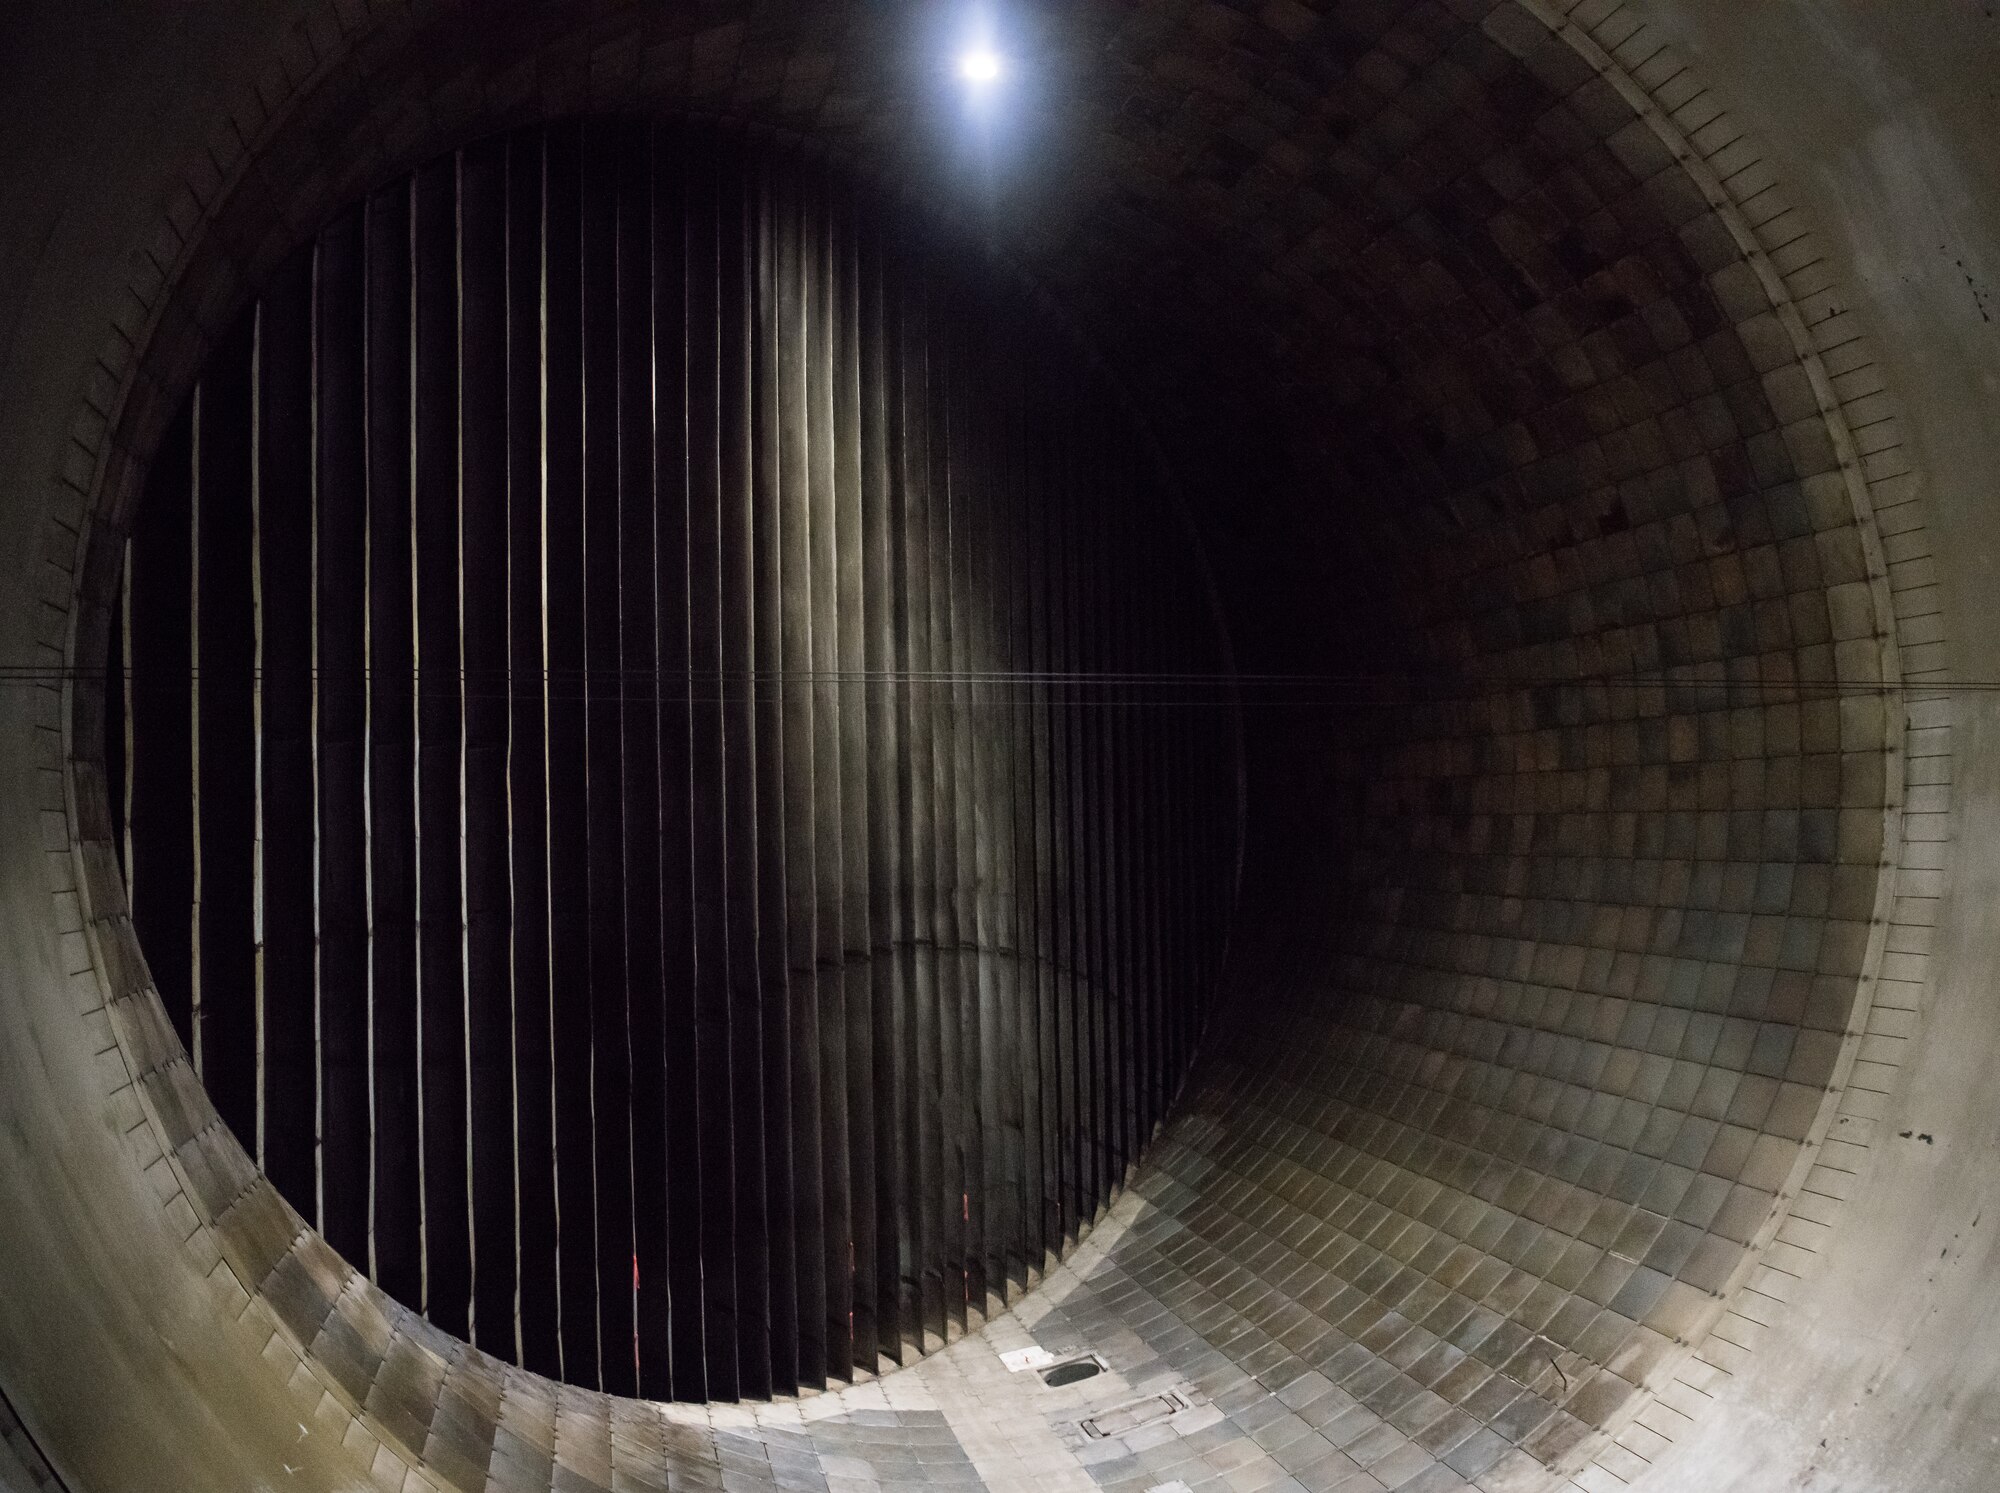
xmin=0 ymin=3 xmax=1994 ymax=1492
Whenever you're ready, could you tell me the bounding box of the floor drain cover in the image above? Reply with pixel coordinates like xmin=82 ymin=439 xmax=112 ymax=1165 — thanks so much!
xmin=1041 ymin=1358 xmax=1103 ymax=1387
xmin=1081 ymin=1391 xmax=1190 ymax=1438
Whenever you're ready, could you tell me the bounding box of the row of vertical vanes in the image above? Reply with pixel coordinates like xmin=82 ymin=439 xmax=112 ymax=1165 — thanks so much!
xmin=112 ymin=119 xmax=1240 ymax=1400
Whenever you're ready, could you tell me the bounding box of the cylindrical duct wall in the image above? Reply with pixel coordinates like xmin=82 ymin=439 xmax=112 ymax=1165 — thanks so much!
xmin=111 ymin=118 xmax=1239 ymax=1401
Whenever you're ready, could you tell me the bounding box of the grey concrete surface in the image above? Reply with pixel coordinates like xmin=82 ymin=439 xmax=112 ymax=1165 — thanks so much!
xmin=1610 ymin=4 xmax=2000 ymax=1487
xmin=0 ymin=3 xmax=1994 ymax=1492
xmin=0 ymin=7 xmax=368 ymax=1491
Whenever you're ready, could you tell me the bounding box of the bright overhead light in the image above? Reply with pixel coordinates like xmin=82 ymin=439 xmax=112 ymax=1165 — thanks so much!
xmin=958 ymin=47 xmax=1004 ymax=84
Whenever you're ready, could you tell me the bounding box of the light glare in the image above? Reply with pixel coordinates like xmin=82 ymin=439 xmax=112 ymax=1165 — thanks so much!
xmin=958 ymin=47 xmax=1003 ymax=84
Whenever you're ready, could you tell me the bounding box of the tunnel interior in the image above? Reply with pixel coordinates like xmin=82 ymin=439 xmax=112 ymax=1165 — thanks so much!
xmin=16 ymin=2 xmax=1922 ymax=1492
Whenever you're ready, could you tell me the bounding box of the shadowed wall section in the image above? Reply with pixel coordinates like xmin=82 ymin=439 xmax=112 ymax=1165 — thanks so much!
xmin=113 ymin=119 xmax=1239 ymax=1403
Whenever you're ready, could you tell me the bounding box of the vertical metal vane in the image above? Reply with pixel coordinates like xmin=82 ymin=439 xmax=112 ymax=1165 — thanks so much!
xmin=115 ymin=119 xmax=1240 ymax=1400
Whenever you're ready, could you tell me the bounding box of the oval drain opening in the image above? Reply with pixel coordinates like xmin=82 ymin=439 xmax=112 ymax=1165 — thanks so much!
xmin=1042 ymin=1359 xmax=1103 ymax=1387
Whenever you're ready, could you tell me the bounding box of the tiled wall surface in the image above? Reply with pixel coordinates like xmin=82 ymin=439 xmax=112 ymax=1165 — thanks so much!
xmin=25 ymin=1 xmax=1938 ymax=1491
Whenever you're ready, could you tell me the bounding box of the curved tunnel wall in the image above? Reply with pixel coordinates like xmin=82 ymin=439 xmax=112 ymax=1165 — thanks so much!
xmin=1059 ymin=3 xmax=1909 ymax=1483
xmin=109 ymin=118 xmax=1238 ymax=1401
xmin=0 ymin=3 xmax=1976 ymax=1493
